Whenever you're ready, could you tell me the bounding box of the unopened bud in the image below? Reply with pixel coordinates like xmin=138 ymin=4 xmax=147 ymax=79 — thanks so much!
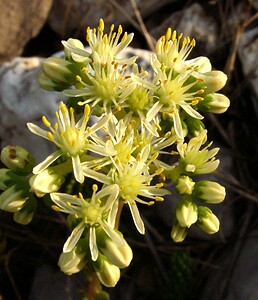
xmin=171 ymin=220 xmax=188 ymax=242
xmin=175 ymin=176 xmax=195 ymax=195
xmin=93 ymin=253 xmax=121 ymax=287
xmin=58 ymin=239 xmax=88 ymax=275
xmin=198 ymin=93 xmax=230 ymax=114
xmin=38 ymin=73 xmax=70 ymax=91
xmin=1 ymin=145 xmax=35 ymax=175
xmin=193 ymin=181 xmax=226 ymax=204
xmin=29 ymin=167 xmax=65 ymax=197
xmin=197 ymin=206 xmax=220 ymax=234
xmin=0 ymin=185 xmax=27 ymax=212
xmin=13 ymin=196 xmax=36 ymax=225
xmin=175 ymin=200 xmax=198 ymax=228
xmin=96 ymin=228 xmax=133 ymax=268
xmin=198 ymin=71 xmax=227 ymax=94
xmin=42 ymin=57 xmax=76 ymax=84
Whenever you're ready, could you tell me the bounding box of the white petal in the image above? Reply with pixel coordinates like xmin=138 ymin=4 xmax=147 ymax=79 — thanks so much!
xmin=63 ymin=221 xmax=85 ymax=253
xmin=72 ymin=156 xmax=84 ymax=183
xmin=100 ymin=220 xmax=125 ymax=246
xmin=181 ymin=104 xmax=203 ymax=119
xmin=33 ymin=150 xmax=62 ymax=174
xmin=50 ymin=192 xmax=82 ymax=213
xmin=27 ymin=123 xmax=48 ymax=139
xmin=89 ymin=227 xmax=98 ymax=261
xmin=173 ymin=110 xmax=184 ymax=139
xmin=128 ymin=201 xmax=145 ymax=234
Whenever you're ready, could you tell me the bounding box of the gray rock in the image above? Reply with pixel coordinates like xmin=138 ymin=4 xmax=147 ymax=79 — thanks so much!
xmin=0 ymin=56 xmax=62 ymax=161
xmin=0 ymin=0 xmax=53 ymax=63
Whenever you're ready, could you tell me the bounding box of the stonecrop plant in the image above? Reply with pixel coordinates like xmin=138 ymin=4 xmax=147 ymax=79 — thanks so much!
xmin=0 ymin=19 xmax=230 ymax=299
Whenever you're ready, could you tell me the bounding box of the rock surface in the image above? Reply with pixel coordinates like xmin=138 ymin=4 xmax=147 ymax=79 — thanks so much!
xmin=0 ymin=56 xmax=62 ymax=161
xmin=0 ymin=0 xmax=53 ymax=63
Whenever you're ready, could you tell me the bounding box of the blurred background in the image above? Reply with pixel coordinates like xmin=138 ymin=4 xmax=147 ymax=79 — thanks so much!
xmin=0 ymin=0 xmax=258 ymax=299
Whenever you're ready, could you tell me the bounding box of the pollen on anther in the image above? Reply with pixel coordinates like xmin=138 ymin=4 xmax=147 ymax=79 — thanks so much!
xmin=42 ymin=116 xmax=51 ymax=127
xmin=47 ymin=132 xmax=54 ymax=141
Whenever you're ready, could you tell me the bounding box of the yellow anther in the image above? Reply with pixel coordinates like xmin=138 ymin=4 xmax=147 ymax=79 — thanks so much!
xmin=51 ymin=205 xmax=61 ymax=212
xmin=156 ymin=183 xmax=164 ymax=188
xmin=67 ymin=201 xmax=71 ymax=206
xmin=192 ymin=99 xmax=199 ymax=106
xmin=197 ymin=78 xmax=205 ymax=82
xmin=165 ymin=131 xmax=172 ymax=138
xmin=71 ymin=140 xmax=76 ymax=147
xmin=84 ymin=104 xmax=90 ymax=116
xmin=55 ymin=111 xmax=59 ymax=119
xmin=103 ymin=34 xmax=108 ymax=44
xmin=54 ymin=123 xmax=58 ymax=130
xmin=99 ymin=18 xmax=104 ymax=31
xmin=155 ymin=196 xmax=164 ymax=202
xmin=178 ymin=33 xmax=183 ymax=40
xmin=121 ymin=32 xmax=128 ymax=43
xmin=118 ymin=24 xmax=123 ymax=34
xmin=47 ymin=132 xmax=54 ymax=141
xmin=171 ymin=150 xmax=179 ymax=155
xmin=172 ymin=30 xmax=177 ymax=41
xmin=165 ymin=27 xmax=172 ymax=40
xmin=112 ymin=32 xmax=116 ymax=39
xmin=136 ymin=153 xmax=141 ymax=161
xmin=151 ymin=152 xmax=159 ymax=160
xmin=196 ymin=89 xmax=205 ymax=94
xmin=60 ymin=103 xmax=67 ymax=114
xmin=190 ymin=38 xmax=196 ymax=47
xmin=76 ymin=75 xmax=82 ymax=82
xmin=92 ymin=184 xmax=98 ymax=192
xmin=93 ymin=165 xmax=101 ymax=171
xmin=110 ymin=24 xmax=114 ymax=31
xmin=70 ymin=107 xmax=75 ymax=115
xmin=78 ymin=192 xmax=84 ymax=199
xmin=42 ymin=116 xmax=51 ymax=127
xmin=148 ymin=201 xmax=155 ymax=206
xmin=155 ymin=168 xmax=164 ymax=175
xmin=74 ymin=213 xmax=79 ymax=219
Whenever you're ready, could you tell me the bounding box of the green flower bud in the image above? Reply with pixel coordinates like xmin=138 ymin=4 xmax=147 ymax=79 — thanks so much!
xmin=197 ymin=206 xmax=220 ymax=234
xmin=175 ymin=176 xmax=195 ymax=195
xmin=0 ymin=169 xmax=18 ymax=190
xmin=93 ymin=253 xmax=120 ymax=287
xmin=58 ymin=239 xmax=88 ymax=275
xmin=185 ymin=117 xmax=205 ymax=138
xmin=13 ymin=195 xmax=36 ymax=225
xmin=193 ymin=181 xmax=226 ymax=204
xmin=1 ymin=145 xmax=35 ymax=175
xmin=38 ymin=73 xmax=70 ymax=91
xmin=0 ymin=185 xmax=28 ymax=212
xmin=198 ymin=93 xmax=230 ymax=114
xmin=175 ymin=200 xmax=198 ymax=228
xmin=29 ymin=168 xmax=65 ymax=197
xmin=171 ymin=220 xmax=188 ymax=242
xmin=42 ymin=57 xmax=76 ymax=84
xmin=96 ymin=228 xmax=133 ymax=269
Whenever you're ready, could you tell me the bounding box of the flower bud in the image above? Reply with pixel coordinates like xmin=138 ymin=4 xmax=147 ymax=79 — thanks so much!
xmin=29 ymin=168 xmax=65 ymax=197
xmin=1 ymin=145 xmax=35 ymax=175
xmin=198 ymin=71 xmax=227 ymax=94
xmin=58 ymin=239 xmax=88 ymax=275
xmin=185 ymin=118 xmax=205 ymax=138
xmin=96 ymin=228 xmax=133 ymax=268
xmin=171 ymin=221 xmax=188 ymax=242
xmin=42 ymin=57 xmax=76 ymax=84
xmin=175 ymin=176 xmax=195 ymax=195
xmin=193 ymin=181 xmax=226 ymax=204
xmin=62 ymin=38 xmax=90 ymax=63
xmin=175 ymin=200 xmax=198 ymax=228
xmin=196 ymin=206 xmax=220 ymax=234
xmin=199 ymin=93 xmax=230 ymax=114
xmin=0 ymin=169 xmax=18 ymax=190
xmin=38 ymin=73 xmax=70 ymax=91
xmin=93 ymin=253 xmax=120 ymax=287
xmin=0 ymin=185 xmax=27 ymax=212
xmin=13 ymin=196 xmax=36 ymax=225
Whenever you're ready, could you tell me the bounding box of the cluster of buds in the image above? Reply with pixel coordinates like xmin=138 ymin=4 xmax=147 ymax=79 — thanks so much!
xmin=0 ymin=18 xmax=230 ymax=291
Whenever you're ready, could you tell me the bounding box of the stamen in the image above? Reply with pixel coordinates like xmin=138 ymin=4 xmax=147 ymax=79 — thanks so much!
xmin=42 ymin=116 xmax=51 ymax=127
